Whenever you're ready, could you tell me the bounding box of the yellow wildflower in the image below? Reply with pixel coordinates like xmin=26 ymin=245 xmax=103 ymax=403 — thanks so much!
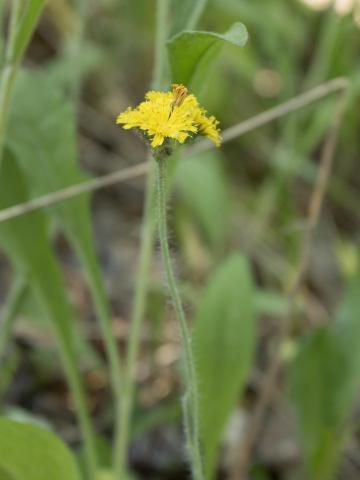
xmin=195 ymin=111 xmax=221 ymax=148
xmin=116 ymin=84 xmax=221 ymax=149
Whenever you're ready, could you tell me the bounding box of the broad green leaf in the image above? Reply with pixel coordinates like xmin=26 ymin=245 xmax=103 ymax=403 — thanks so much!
xmin=0 ymin=417 xmax=80 ymax=480
xmin=289 ymin=329 xmax=343 ymax=477
xmin=192 ymin=254 xmax=257 ymax=479
xmin=329 ymin=265 xmax=360 ymax=423
xmin=0 ymin=152 xmax=78 ymax=358
xmin=175 ymin=152 xmax=231 ymax=252
xmin=6 ymin=70 xmax=117 ymax=380
xmin=0 ymin=152 xmax=91 ymax=416
xmin=13 ymin=0 xmax=46 ymax=61
xmin=289 ymin=262 xmax=360 ymax=480
xmin=167 ymin=22 xmax=248 ymax=91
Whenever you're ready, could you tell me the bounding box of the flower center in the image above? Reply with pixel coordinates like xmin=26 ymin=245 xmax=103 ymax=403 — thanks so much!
xmin=171 ymin=84 xmax=188 ymax=108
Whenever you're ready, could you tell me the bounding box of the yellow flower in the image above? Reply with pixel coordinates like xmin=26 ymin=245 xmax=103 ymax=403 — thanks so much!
xmin=195 ymin=111 xmax=221 ymax=148
xmin=116 ymin=84 xmax=221 ymax=149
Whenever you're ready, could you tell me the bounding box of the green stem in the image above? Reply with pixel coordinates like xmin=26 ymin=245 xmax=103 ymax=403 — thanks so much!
xmin=114 ymin=160 xmax=157 ymax=480
xmin=156 ymin=157 xmax=204 ymax=480
xmin=0 ymin=276 xmax=28 ymax=358
xmin=0 ymin=3 xmax=5 ymax=67
xmin=114 ymin=0 xmax=169 ymax=477
xmin=62 ymin=1 xmax=124 ymax=466
xmin=33 ymin=278 xmax=98 ymax=480
xmin=152 ymin=0 xmax=169 ymax=90
xmin=185 ymin=0 xmax=208 ymax=30
xmin=0 ymin=0 xmax=22 ymax=167
xmin=72 ymin=237 xmax=123 ymax=393
xmin=55 ymin=336 xmax=98 ymax=480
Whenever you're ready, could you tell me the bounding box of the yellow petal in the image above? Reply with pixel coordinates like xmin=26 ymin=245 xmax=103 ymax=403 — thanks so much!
xmin=151 ymin=133 xmax=165 ymax=148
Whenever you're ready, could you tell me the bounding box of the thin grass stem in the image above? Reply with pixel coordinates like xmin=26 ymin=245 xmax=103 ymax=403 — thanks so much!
xmin=0 ymin=0 xmax=22 ymax=166
xmin=0 ymin=275 xmax=28 ymax=358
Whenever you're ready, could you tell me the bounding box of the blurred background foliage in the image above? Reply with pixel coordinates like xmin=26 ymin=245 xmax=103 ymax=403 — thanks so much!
xmin=0 ymin=0 xmax=360 ymax=479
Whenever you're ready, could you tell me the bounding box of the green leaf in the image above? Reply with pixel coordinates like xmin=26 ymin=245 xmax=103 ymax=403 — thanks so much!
xmin=0 ymin=417 xmax=80 ymax=480
xmin=192 ymin=254 xmax=257 ymax=479
xmin=175 ymin=151 xmax=232 ymax=251
xmin=13 ymin=0 xmax=46 ymax=61
xmin=289 ymin=330 xmax=342 ymax=464
xmin=289 ymin=263 xmax=360 ymax=480
xmin=6 ymin=70 xmax=117 ymax=378
xmin=0 ymin=152 xmax=78 ymax=362
xmin=255 ymin=290 xmax=288 ymax=316
xmin=167 ymin=22 xmax=248 ymax=91
xmin=0 ymin=154 xmax=96 ymax=475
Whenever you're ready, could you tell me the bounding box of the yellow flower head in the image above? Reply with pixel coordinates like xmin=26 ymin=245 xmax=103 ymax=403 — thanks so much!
xmin=116 ymin=84 xmax=221 ymax=149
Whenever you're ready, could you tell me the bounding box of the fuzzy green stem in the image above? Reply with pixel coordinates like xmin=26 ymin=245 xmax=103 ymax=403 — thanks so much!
xmin=114 ymin=0 xmax=169 ymax=477
xmin=156 ymin=156 xmax=204 ymax=480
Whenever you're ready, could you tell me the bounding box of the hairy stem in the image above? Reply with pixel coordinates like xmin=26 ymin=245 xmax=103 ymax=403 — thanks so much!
xmin=156 ymin=156 xmax=204 ymax=480
xmin=114 ymin=0 xmax=170 ymax=477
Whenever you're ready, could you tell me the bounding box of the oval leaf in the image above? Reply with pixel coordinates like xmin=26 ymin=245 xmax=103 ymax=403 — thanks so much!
xmin=167 ymin=22 xmax=248 ymax=90
xmin=0 ymin=417 xmax=80 ymax=480
xmin=289 ymin=263 xmax=360 ymax=480
xmin=192 ymin=254 xmax=257 ymax=478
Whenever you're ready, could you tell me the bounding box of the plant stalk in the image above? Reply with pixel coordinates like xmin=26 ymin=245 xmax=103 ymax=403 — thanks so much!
xmin=114 ymin=0 xmax=169 ymax=478
xmin=114 ymin=160 xmax=157 ymax=479
xmin=0 ymin=0 xmax=22 ymax=167
xmin=185 ymin=0 xmax=208 ymax=30
xmin=54 ymin=334 xmax=98 ymax=480
xmin=156 ymin=156 xmax=204 ymax=480
xmin=0 ymin=275 xmax=28 ymax=358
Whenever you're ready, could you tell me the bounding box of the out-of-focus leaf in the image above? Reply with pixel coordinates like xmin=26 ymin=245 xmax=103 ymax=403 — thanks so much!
xmin=192 ymin=254 xmax=257 ymax=479
xmin=13 ymin=0 xmax=46 ymax=61
xmin=331 ymin=265 xmax=360 ymax=419
xmin=289 ymin=328 xmax=343 ymax=480
xmin=0 ymin=153 xmax=87 ymax=410
xmin=167 ymin=22 xmax=248 ymax=91
xmin=0 ymin=154 xmax=72 ymax=342
xmin=255 ymin=290 xmax=288 ymax=316
xmin=6 ymin=70 xmax=115 ymax=376
xmin=0 ymin=417 xmax=80 ymax=480
xmin=0 ymin=466 xmax=15 ymax=480
xmin=289 ymin=262 xmax=360 ymax=480
xmin=175 ymin=152 xmax=231 ymax=252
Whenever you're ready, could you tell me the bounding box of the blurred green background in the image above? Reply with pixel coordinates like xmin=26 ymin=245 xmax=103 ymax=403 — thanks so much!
xmin=1 ymin=1 xmax=360 ymax=479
